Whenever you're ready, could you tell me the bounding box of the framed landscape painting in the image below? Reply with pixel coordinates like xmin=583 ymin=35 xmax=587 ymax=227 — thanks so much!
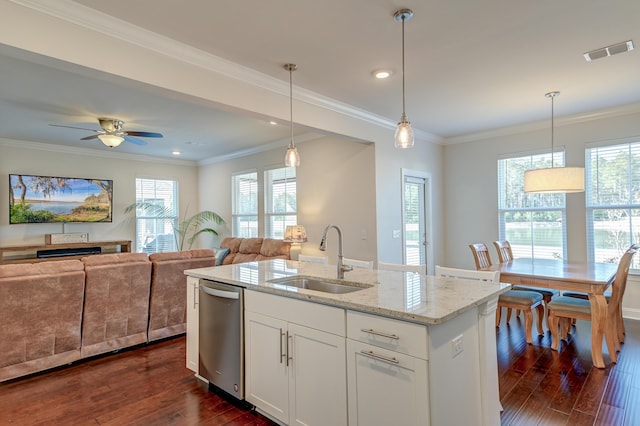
xmin=9 ymin=174 xmax=113 ymax=224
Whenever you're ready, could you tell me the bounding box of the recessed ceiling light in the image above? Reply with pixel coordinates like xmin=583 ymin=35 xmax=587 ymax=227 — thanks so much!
xmin=269 ymin=120 xmax=278 ymax=125
xmin=372 ymin=69 xmax=393 ymax=79
xmin=172 ymin=151 xmax=181 ymax=155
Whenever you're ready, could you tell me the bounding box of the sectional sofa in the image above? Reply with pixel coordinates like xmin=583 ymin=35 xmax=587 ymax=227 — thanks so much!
xmin=0 ymin=237 xmax=290 ymax=382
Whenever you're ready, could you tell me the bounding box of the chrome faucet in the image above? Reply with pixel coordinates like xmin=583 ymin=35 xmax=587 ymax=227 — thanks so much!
xmin=319 ymin=224 xmax=353 ymax=279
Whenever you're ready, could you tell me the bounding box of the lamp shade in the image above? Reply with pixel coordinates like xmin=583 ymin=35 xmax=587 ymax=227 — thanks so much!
xmin=283 ymin=225 xmax=307 ymax=243
xmin=98 ymin=134 xmax=124 ymax=147
xmin=524 ymin=167 xmax=585 ymax=193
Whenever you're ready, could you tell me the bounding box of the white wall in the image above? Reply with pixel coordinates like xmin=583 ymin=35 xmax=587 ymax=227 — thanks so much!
xmin=375 ymin=137 xmax=444 ymax=273
xmin=443 ymin=110 xmax=640 ymax=269
xmin=443 ymin=111 xmax=640 ymax=315
xmin=198 ymin=136 xmax=378 ymax=264
xmin=0 ymin=139 xmax=198 ymax=249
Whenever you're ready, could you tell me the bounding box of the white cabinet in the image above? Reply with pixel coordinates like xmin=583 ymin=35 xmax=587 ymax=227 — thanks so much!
xmin=346 ymin=311 xmax=429 ymax=426
xmin=245 ymin=290 xmax=347 ymax=426
xmin=185 ymin=276 xmax=203 ymax=378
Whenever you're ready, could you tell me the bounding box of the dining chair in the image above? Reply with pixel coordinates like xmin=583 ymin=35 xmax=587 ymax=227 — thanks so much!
xmin=378 ymin=261 xmax=424 ymax=274
xmin=435 ymin=265 xmax=544 ymax=344
xmin=298 ymin=254 xmax=329 ymax=265
xmin=547 ymin=245 xmax=638 ymax=361
xmin=492 ymin=240 xmax=560 ymax=323
xmin=469 ymin=243 xmax=493 ymax=269
xmin=343 ymin=257 xmax=374 ymax=270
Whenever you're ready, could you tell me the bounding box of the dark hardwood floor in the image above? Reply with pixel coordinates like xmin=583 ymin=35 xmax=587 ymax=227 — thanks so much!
xmin=497 ymin=315 xmax=640 ymax=425
xmin=0 ymin=338 xmax=276 ymax=425
xmin=1 ymin=317 xmax=639 ymax=425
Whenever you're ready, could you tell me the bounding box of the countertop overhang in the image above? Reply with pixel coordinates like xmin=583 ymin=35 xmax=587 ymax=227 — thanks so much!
xmin=185 ymin=259 xmax=511 ymax=325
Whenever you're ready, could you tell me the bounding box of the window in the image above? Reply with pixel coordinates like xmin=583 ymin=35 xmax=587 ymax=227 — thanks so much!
xmin=498 ymin=151 xmax=567 ymax=260
xmin=135 ymin=178 xmax=178 ymax=254
xmin=265 ymin=167 xmax=297 ymax=239
xmin=586 ymin=141 xmax=640 ymax=267
xmin=232 ymin=171 xmax=258 ymax=237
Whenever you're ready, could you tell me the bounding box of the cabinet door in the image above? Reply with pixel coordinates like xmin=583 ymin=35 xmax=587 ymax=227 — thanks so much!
xmin=245 ymin=311 xmax=289 ymax=424
xmin=347 ymin=339 xmax=429 ymax=426
xmin=288 ymin=323 xmax=347 ymax=426
xmin=185 ymin=276 xmax=199 ymax=373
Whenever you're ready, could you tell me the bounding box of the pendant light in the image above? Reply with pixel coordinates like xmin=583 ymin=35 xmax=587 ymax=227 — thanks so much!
xmin=394 ymin=9 xmax=414 ymax=149
xmin=524 ymin=91 xmax=584 ymax=193
xmin=284 ymin=63 xmax=300 ymax=167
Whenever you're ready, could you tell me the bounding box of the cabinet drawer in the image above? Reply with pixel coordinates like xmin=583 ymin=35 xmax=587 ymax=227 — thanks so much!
xmin=347 ymin=310 xmax=428 ymax=360
xmin=245 ymin=290 xmax=345 ymax=336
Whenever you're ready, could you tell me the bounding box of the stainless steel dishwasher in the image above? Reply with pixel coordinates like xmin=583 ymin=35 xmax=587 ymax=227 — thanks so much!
xmin=198 ymin=279 xmax=244 ymax=400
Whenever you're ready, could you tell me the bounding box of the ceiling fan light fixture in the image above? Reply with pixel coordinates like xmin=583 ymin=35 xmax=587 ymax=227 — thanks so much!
xmin=98 ymin=134 xmax=124 ymax=147
xmin=394 ymin=8 xmax=414 ymax=149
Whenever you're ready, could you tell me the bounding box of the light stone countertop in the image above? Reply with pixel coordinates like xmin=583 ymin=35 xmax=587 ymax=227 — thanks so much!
xmin=185 ymin=259 xmax=511 ymax=325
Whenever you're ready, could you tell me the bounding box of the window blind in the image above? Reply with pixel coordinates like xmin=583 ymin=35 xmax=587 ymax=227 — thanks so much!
xmin=497 ymin=152 xmax=567 ymax=260
xmin=135 ymin=178 xmax=178 ymax=253
xmin=586 ymin=141 xmax=640 ymax=267
xmin=265 ymin=167 xmax=296 ymax=239
xmin=232 ymin=171 xmax=258 ymax=237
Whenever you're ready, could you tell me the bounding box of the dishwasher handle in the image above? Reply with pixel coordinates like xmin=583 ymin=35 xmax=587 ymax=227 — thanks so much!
xmin=200 ymin=285 xmax=240 ymax=300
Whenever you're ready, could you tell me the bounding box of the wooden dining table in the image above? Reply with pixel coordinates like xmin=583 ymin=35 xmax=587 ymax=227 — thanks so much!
xmin=483 ymin=258 xmax=618 ymax=368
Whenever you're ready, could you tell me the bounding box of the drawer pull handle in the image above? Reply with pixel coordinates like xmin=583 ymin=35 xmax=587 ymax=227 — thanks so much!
xmin=360 ymin=328 xmax=399 ymax=340
xmin=360 ymin=350 xmax=400 ymax=364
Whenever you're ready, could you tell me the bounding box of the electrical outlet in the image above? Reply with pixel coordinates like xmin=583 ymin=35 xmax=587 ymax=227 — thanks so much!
xmin=361 ymin=229 xmax=367 ymax=240
xmin=452 ymin=335 xmax=464 ymax=357
xmin=392 ymin=230 xmax=401 ymax=239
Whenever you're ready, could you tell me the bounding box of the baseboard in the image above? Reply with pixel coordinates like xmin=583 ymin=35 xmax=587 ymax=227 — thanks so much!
xmin=622 ymin=307 xmax=640 ymax=321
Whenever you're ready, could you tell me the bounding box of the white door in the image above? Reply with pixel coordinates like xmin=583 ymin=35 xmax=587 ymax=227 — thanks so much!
xmin=288 ymin=323 xmax=347 ymax=426
xmin=401 ymin=170 xmax=432 ymax=274
xmin=245 ymin=311 xmax=289 ymax=423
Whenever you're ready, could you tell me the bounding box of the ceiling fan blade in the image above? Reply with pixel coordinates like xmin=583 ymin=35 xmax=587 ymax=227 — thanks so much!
xmin=81 ymin=135 xmax=100 ymax=141
xmin=125 ymin=131 xmax=163 ymax=138
xmin=49 ymin=124 xmax=99 ymax=132
xmin=123 ymin=135 xmax=147 ymax=146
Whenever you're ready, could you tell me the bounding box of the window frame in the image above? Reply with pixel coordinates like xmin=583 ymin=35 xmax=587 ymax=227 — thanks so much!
xmin=134 ymin=177 xmax=178 ymax=254
xmin=231 ymin=170 xmax=259 ymax=238
xmin=264 ymin=166 xmax=297 ymax=239
xmin=497 ymin=149 xmax=568 ymax=260
xmin=585 ymin=139 xmax=640 ymax=267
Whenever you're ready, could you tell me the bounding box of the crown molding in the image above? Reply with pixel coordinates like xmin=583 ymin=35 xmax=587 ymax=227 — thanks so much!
xmin=10 ymin=0 xmax=441 ymax=145
xmin=445 ymin=101 xmax=640 ymax=145
xmin=198 ymin=132 xmax=325 ymax=166
xmin=0 ymin=137 xmax=197 ymax=166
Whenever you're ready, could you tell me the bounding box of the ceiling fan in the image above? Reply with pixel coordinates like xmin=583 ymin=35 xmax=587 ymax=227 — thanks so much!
xmin=49 ymin=118 xmax=163 ymax=147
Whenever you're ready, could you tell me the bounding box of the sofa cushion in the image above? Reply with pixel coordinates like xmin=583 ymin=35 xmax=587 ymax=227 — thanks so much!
xmin=81 ymin=252 xmax=150 ymax=266
xmin=260 ymin=238 xmax=291 ymax=258
xmin=239 ymin=238 xmax=264 ymax=254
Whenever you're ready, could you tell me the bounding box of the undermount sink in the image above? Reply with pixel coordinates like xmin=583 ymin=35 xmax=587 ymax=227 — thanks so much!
xmin=268 ymin=276 xmax=372 ymax=294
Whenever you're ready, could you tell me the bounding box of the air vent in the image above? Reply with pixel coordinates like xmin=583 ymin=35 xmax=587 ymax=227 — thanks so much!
xmin=584 ymin=40 xmax=634 ymax=61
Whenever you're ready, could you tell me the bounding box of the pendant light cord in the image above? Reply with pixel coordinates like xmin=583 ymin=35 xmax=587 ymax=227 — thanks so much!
xmin=289 ymin=66 xmax=294 ymax=147
xmin=551 ymin=94 xmax=555 ymax=168
xmin=401 ymin=16 xmax=406 ymax=119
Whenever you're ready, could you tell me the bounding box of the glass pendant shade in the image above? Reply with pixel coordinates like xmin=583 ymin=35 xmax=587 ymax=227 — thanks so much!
xmin=524 ymin=167 xmax=584 ymax=193
xmin=394 ymin=117 xmax=414 ymax=148
xmin=98 ymin=134 xmax=124 ymax=147
xmin=284 ymin=143 xmax=300 ymax=167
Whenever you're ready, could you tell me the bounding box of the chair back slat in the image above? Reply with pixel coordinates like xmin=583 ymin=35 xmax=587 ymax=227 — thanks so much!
xmin=469 ymin=243 xmax=492 ymax=270
xmin=493 ymin=240 xmax=514 ymax=263
xmin=609 ymin=244 xmax=639 ymax=309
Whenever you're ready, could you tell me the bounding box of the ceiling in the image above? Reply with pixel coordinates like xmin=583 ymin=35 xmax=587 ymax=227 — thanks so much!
xmin=1 ymin=0 xmax=639 ymax=161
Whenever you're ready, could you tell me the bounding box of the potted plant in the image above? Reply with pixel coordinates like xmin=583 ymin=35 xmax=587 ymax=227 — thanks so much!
xmin=124 ymin=202 xmax=225 ymax=251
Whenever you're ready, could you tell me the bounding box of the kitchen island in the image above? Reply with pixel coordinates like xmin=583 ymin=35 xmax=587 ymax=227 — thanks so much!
xmin=185 ymin=259 xmax=510 ymax=426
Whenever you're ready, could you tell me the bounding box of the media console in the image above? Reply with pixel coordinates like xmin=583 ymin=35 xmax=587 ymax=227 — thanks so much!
xmin=0 ymin=240 xmax=131 ymax=264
